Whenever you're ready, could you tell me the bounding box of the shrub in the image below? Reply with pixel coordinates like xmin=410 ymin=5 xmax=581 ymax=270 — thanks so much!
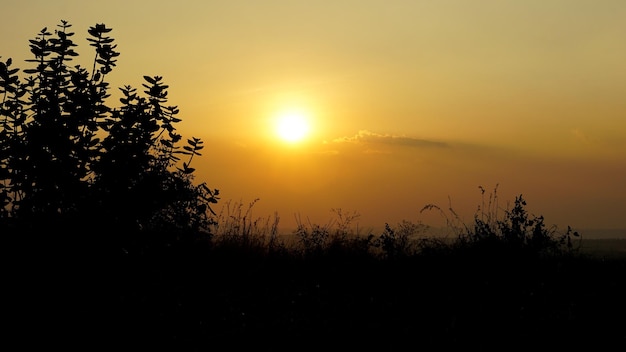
xmin=0 ymin=21 xmax=219 ymax=248
xmin=421 ymin=184 xmax=581 ymax=258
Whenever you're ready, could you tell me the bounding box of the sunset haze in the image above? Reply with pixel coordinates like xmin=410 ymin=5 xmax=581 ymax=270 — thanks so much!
xmin=3 ymin=0 xmax=625 ymax=235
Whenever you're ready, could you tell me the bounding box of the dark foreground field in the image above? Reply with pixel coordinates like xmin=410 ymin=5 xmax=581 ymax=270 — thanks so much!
xmin=6 ymin=235 xmax=626 ymax=352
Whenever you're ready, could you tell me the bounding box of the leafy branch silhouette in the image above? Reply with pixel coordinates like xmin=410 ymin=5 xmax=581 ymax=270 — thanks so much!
xmin=0 ymin=20 xmax=219 ymax=248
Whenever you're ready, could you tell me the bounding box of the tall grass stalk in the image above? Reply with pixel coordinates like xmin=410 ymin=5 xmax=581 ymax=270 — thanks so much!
xmin=211 ymin=199 xmax=285 ymax=253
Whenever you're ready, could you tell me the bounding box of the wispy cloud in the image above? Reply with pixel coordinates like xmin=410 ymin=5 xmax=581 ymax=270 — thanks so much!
xmin=331 ymin=130 xmax=448 ymax=148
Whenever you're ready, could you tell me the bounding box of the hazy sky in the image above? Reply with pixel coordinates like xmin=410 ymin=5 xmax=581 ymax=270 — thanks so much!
xmin=2 ymin=1 xmax=625 ymax=234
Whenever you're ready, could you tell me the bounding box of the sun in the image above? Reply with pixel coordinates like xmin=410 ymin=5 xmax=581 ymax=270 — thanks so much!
xmin=275 ymin=110 xmax=310 ymax=143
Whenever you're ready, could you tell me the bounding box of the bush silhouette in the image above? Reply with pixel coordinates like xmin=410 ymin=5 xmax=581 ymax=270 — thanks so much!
xmin=420 ymin=184 xmax=581 ymax=259
xmin=0 ymin=21 xmax=219 ymax=248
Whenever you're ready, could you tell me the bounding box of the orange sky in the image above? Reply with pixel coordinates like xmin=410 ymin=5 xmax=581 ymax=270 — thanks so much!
xmin=2 ymin=1 xmax=625 ymax=235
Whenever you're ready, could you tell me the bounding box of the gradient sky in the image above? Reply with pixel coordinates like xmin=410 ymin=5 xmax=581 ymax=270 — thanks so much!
xmin=2 ymin=1 xmax=625 ymax=234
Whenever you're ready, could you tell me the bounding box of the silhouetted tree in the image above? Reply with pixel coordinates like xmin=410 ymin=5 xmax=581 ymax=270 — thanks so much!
xmin=0 ymin=20 xmax=219 ymax=246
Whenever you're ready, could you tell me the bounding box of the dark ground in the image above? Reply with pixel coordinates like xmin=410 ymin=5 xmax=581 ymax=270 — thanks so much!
xmin=6 ymin=238 xmax=626 ymax=351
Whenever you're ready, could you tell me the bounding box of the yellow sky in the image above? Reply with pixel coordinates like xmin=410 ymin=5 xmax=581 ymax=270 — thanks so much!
xmin=2 ymin=1 xmax=625 ymax=233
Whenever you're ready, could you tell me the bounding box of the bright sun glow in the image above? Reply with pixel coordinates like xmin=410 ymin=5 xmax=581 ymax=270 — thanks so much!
xmin=275 ymin=110 xmax=310 ymax=143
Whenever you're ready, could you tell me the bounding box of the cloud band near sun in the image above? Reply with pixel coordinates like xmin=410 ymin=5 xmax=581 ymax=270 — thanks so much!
xmin=331 ymin=130 xmax=448 ymax=148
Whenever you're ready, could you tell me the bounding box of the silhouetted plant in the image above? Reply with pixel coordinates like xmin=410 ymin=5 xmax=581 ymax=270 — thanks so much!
xmin=373 ymin=220 xmax=426 ymax=259
xmin=294 ymin=214 xmax=332 ymax=256
xmin=212 ymin=198 xmax=284 ymax=253
xmin=0 ymin=21 xmax=219 ymax=245
xmin=421 ymin=184 xmax=581 ymax=258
